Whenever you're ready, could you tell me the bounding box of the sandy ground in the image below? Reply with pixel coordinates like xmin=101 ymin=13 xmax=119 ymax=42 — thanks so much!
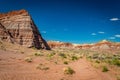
xmin=0 ymin=48 xmax=117 ymax=80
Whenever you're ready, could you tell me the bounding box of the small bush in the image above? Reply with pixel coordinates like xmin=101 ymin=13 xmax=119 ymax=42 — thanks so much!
xmin=54 ymin=61 xmax=58 ymax=64
xmin=117 ymin=75 xmax=120 ymax=80
xmin=47 ymin=52 xmax=56 ymax=57
xmin=58 ymin=53 xmax=67 ymax=58
xmin=112 ymin=59 xmax=120 ymax=67
xmin=102 ymin=66 xmax=109 ymax=72
xmin=95 ymin=60 xmax=100 ymax=64
xmin=63 ymin=67 xmax=75 ymax=75
xmin=64 ymin=61 xmax=68 ymax=65
xmin=21 ymin=51 xmax=24 ymax=54
xmin=41 ymin=67 xmax=49 ymax=70
xmin=36 ymin=64 xmax=49 ymax=70
xmin=60 ymin=78 xmax=64 ymax=80
xmin=71 ymin=56 xmax=78 ymax=61
xmin=92 ymin=53 xmax=99 ymax=59
xmin=34 ymin=52 xmax=43 ymax=56
xmin=24 ymin=57 xmax=32 ymax=62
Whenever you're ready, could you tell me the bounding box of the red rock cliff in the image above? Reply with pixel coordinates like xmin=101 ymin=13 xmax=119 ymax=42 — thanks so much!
xmin=0 ymin=9 xmax=50 ymax=50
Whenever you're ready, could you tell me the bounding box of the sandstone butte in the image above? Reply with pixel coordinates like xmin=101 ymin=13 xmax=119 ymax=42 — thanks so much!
xmin=0 ymin=9 xmax=50 ymax=50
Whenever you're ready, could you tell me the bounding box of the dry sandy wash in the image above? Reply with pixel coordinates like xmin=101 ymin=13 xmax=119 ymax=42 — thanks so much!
xmin=0 ymin=42 xmax=119 ymax=80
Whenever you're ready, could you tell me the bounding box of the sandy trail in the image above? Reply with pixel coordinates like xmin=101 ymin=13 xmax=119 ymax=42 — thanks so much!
xmin=0 ymin=50 xmax=116 ymax=80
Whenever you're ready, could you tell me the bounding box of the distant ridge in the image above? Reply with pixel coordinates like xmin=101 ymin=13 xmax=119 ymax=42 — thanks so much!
xmin=48 ymin=40 xmax=120 ymax=50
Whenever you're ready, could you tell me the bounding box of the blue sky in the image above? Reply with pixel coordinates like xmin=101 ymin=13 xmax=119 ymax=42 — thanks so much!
xmin=0 ymin=0 xmax=120 ymax=44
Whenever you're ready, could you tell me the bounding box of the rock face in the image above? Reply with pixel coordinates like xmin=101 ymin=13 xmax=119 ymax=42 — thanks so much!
xmin=0 ymin=9 xmax=50 ymax=50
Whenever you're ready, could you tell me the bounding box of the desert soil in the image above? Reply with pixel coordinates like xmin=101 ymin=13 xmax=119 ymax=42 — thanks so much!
xmin=0 ymin=48 xmax=117 ymax=80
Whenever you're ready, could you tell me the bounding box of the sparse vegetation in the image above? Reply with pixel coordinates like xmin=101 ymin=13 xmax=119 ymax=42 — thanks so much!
xmin=34 ymin=52 xmax=43 ymax=56
xmin=0 ymin=41 xmax=120 ymax=80
xmin=54 ymin=61 xmax=58 ymax=64
xmin=21 ymin=51 xmax=24 ymax=54
xmin=24 ymin=57 xmax=32 ymax=62
xmin=47 ymin=52 xmax=56 ymax=57
xmin=102 ymin=66 xmax=109 ymax=72
xmin=117 ymin=75 xmax=120 ymax=80
xmin=36 ymin=64 xmax=49 ymax=70
xmin=95 ymin=60 xmax=100 ymax=64
xmin=58 ymin=53 xmax=67 ymax=58
xmin=63 ymin=67 xmax=75 ymax=75
xmin=109 ymin=59 xmax=120 ymax=67
xmin=71 ymin=55 xmax=78 ymax=61
xmin=63 ymin=61 xmax=68 ymax=65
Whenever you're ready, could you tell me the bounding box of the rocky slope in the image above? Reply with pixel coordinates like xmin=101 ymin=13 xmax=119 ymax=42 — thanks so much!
xmin=0 ymin=9 xmax=50 ymax=50
xmin=48 ymin=40 xmax=120 ymax=51
xmin=75 ymin=40 xmax=120 ymax=51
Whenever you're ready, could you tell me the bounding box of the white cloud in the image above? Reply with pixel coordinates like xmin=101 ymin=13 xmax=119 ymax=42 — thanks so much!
xmin=110 ymin=18 xmax=119 ymax=21
xmin=41 ymin=31 xmax=46 ymax=34
xmin=98 ymin=31 xmax=105 ymax=34
xmin=91 ymin=33 xmax=96 ymax=35
xmin=109 ymin=37 xmax=115 ymax=39
xmin=115 ymin=34 xmax=120 ymax=38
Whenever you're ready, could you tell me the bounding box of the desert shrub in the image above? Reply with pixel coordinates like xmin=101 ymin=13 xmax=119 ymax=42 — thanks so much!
xmin=111 ymin=59 xmax=120 ymax=67
xmin=41 ymin=67 xmax=49 ymax=70
xmin=102 ymin=66 xmax=109 ymax=72
xmin=31 ymin=46 xmax=37 ymax=50
xmin=36 ymin=64 xmax=49 ymax=70
xmin=71 ymin=55 xmax=78 ymax=61
xmin=117 ymin=75 xmax=120 ymax=80
xmin=86 ymin=55 xmax=92 ymax=59
xmin=34 ymin=52 xmax=43 ymax=56
xmin=92 ymin=53 xmax=99 ymax=59
xmin=64 ymin=61 xmax=68 ymax=65
xmin=24 ymin=57 xmax=32 ymax=62
xmin=58 ymin=53 xmax=67 ymax=58
xmin=54 ymin=61 xmax=58 ymax=64
xmin=98 ymin=54 xmax=106 ymax=60
xmin=95 ymin=60 xmax=100 ymax=63
xmin=47 ymin=52 xmax=56 ymax=57
xmin=21 ymin=51 xmax=24 ymax=54
xmin=60 ymin=78 xmax=64 ymax=80
xmin=63 ymin=67 xmax=75 ymax=75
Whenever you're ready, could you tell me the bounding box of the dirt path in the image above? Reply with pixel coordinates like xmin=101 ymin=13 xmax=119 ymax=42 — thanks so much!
xmin=0 ymin=50 xmax=116 ymax=80
xmin=68 ymin=59 xmax=116 ymax=80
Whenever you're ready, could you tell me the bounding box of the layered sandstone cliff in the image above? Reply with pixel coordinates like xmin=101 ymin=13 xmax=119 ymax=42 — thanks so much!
xmin=0 ymin=9 xmax=50 ymax=50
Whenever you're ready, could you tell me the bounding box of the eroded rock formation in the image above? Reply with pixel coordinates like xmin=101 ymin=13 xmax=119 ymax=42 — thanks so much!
xmin=0 ymin=9 xmax=50 ymax=50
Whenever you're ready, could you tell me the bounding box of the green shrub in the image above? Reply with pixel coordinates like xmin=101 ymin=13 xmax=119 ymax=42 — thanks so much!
xmin=24 ymin=57 xmax=32 ymax=62
xmin=108 ymin=58 xmax=120 ymax=67
xmin=102 ymin=66 xmax=109 ymax=72
xmin=41 ymin=67 xmax=49 ymax=70
xmin=47 ymin=52 xmax=56 ymax=57
xmin=112 ymin=59 xmax=120 ymax=67
xmin=36 ymin=64 xmax=49 ymax=70
xmin=63 ymin=61 xmax=68 ymax=65
xmin=71 ymin=56 xmax=78 ymax=61
xmin=34 ymin=52 xmax=43 ymax=56
xmin=95 ymin=60 xmax=100 ymax=63
xmin=63 ymin=67 xmax=75 ymax=75
xmin=58 ymin=53 xmax=67 ymax=58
